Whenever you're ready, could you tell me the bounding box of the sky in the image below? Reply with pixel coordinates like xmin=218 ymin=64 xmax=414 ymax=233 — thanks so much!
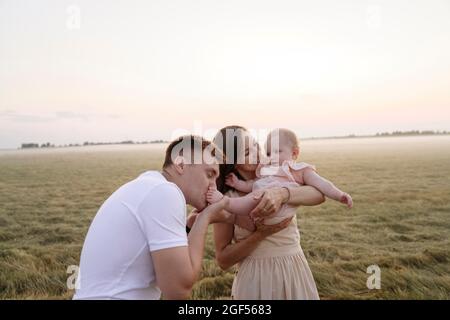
xmin=1 ymin=0 xmax=450 ymax=148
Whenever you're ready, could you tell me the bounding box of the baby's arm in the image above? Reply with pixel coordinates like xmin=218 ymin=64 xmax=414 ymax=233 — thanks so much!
xmin=225 ymin=173 xmax=254 ymax=193
xmin=299 ymin=168 xmax=353 ymax=208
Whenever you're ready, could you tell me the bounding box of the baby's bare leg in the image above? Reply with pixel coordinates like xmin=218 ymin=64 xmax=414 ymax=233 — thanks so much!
xmin=207 ymin=187 xmax=260 ymax=216
xmin=225 ymin=193 xmax=260 ymax=216
xmin=206 ymin=187 xmax=257 ymax=231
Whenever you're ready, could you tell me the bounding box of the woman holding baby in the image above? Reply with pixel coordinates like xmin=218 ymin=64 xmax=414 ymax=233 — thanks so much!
xmin=212 ymin=125 xmax=352 ymax=299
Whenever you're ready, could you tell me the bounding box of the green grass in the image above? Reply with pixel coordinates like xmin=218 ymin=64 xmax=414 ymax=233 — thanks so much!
xmin=1 ymin=136 xmax=449 ymax=299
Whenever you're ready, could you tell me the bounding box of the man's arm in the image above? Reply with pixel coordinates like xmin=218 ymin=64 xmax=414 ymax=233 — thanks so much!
xmin=152 ymin=247 xmax=196 ymax=299
xmin=152 ymin=200 xmax=231 ymax=299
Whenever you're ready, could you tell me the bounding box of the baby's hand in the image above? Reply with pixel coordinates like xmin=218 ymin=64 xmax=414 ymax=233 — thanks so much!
xmin=225 ymin=173 xmax=239 ymax=188
xmin=340 ymin=192 xmax=353 ymax=209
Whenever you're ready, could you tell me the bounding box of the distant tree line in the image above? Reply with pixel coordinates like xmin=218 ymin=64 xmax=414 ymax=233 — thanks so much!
xmin=303 ymin=130 xmax=449 ymax=141
xmin=82 ymin=140 xmax=166 ymax=146
xmin=19 ymin=130 xmax=449 ymax=149
xmin=20 ymin=139 xmax=168 ymax=149
xmin=21 ymin=143 xmax=40 ymax=149
xmin=21 ymin=142 xmax=56 ymax=149
xmin=375 ymin=130 xmax=448 ymax=136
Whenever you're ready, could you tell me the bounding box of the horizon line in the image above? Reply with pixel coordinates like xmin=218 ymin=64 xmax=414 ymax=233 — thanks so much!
xmin=9 ymin=129 xmax=450 ymax=151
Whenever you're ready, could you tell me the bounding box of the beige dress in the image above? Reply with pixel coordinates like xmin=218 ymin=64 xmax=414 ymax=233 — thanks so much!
xmin=228 ymin=187 xmax=320 ymax=300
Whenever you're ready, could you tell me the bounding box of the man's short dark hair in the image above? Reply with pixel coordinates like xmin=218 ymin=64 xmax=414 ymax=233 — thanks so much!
xmin=163 ymin=135 xmax=223 ymax=168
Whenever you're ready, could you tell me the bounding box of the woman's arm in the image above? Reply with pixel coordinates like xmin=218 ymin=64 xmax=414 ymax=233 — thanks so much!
xmin=250 ymin=185 xmax=325 ymax=218
xmin=214 ymin=217 xmax=291 ymax=270
xmin=214 ymin=222 xmax=262 ymax=270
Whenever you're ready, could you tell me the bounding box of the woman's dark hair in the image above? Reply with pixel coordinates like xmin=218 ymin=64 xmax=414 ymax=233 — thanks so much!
xmin=213 ymin=125 xmax=250 ymax=194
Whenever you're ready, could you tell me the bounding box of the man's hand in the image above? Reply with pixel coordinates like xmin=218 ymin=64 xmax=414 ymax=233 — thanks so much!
xmin=198 ymin=197 xmax=235 ymax=224
xmin=186 ymin=209 xmax=200 ymax=229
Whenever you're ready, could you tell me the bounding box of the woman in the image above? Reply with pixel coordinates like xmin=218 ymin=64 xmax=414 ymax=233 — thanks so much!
xmin=213 ymin=125 xmax=324 ymax=299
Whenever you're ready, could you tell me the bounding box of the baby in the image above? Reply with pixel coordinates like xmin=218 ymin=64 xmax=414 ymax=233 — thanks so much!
xmin=207 ymin=128 xmax=353 ymax=232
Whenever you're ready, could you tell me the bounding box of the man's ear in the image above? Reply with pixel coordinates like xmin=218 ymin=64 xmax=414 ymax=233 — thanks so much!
xmin=173 ymin=156 xmax=185 ymax=175
xmin=292 ymin=147 xmax=300 ymax=160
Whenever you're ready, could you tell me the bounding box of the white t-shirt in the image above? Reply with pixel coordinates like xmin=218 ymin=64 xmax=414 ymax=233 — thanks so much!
xmin=73 ymin=171 xmax=188 ymax=300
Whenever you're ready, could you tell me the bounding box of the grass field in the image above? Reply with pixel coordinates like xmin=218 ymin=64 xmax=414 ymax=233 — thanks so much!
xmin=0 ymin=136 xmax=449 ymax=299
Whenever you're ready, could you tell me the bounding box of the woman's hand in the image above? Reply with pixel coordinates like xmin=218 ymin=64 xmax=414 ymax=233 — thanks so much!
xmin=253 ymin=217 xmax=292 ymax=239
xmin=250 ymin=187 xmax=289 ymax=219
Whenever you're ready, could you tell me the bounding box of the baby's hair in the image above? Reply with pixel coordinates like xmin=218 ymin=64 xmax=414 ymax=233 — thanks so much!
xmin=268 ymin=128 xmax=299 ymax=149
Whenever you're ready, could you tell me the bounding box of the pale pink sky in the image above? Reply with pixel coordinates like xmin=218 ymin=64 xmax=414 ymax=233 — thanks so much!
xmin=1 ymin=0 xmax=450 ymax=148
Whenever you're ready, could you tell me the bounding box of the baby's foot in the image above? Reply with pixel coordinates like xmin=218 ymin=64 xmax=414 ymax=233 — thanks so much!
xmin=206 ymin=186 xmax=225 ymax=204
xmin=235 ymin=215 xmax=256 ymax=232
xmin=340 ymin=192 xmax=353 ymax=209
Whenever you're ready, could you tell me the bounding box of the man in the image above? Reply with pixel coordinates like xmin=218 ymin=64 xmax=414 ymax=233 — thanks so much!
xmin=73 ymin=135 xmax=232 ymax=300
